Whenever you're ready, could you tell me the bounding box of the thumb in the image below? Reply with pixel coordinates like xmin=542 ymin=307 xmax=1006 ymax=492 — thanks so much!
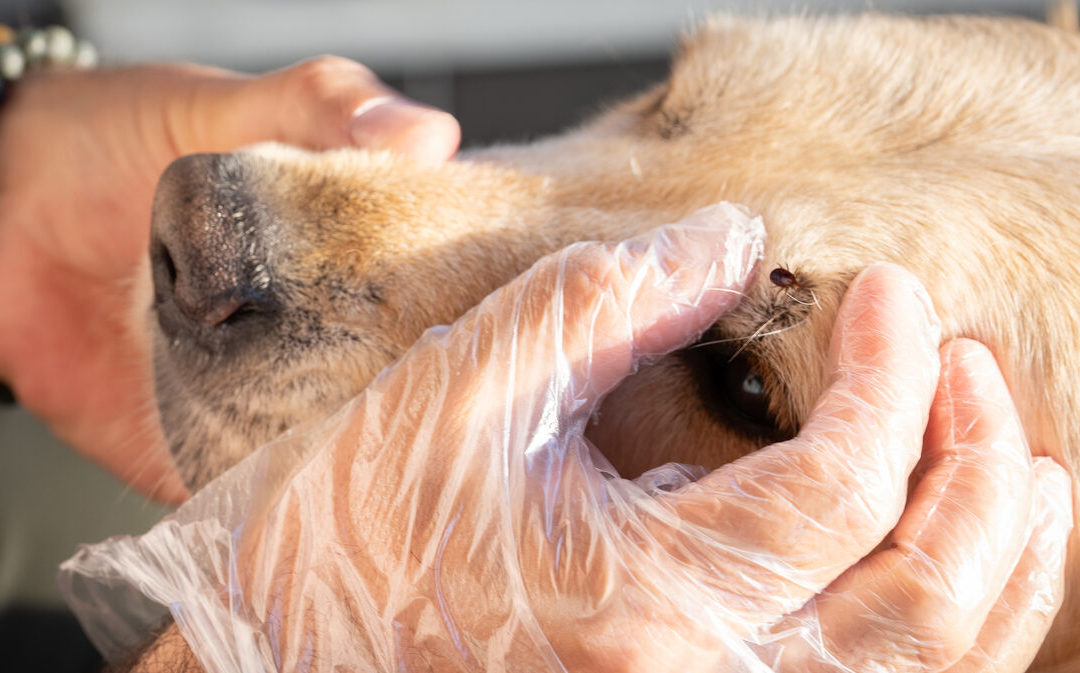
xmin=170 ymin=57 xmax=460 ymax=162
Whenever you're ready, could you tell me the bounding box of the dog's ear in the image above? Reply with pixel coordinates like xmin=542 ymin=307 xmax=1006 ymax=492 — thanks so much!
xmin=1047 ymin=1 xmax=1078 ymax=31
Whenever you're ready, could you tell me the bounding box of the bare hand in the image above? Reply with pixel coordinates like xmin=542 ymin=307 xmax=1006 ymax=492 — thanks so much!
xmin=0 ymin=58 xmax=459 ymax=502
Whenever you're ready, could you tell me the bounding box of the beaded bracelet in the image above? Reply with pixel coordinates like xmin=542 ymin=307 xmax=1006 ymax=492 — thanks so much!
xmin=0 ymin=24 xmax=97 ymax=99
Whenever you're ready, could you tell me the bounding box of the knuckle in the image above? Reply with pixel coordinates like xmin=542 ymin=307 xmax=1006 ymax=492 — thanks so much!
xmin=561 ymin=243 xmax=621 ymax=307
xmin=518 ymin=243 xmax=616 ymax=331
xmin=795 ymin=432 xmax=906 ymax=545
xmin=568 ymin=241 xmax=619 ymax=284
xmin=288 ymin=55 xmax=375 ymax=96
xmin=889 ymin=566 xmax=980 ymax=668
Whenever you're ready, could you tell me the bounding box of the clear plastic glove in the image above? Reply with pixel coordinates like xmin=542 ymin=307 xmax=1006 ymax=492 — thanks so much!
xmin=59 ymin=204 xmax=1072 ymax=673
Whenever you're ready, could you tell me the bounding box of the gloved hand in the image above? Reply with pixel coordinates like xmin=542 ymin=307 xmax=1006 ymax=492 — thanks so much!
xmin=60 ymin=204 xmax=1072 ymax=673
xmin=0 ymin=58 xmax=459 ymax=502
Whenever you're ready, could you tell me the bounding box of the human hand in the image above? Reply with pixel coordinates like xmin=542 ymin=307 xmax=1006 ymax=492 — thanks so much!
xmin=0 ymin=58 xmax=459 ymax=502
xmin=59 ymin=204 xmax=1072 ymax=672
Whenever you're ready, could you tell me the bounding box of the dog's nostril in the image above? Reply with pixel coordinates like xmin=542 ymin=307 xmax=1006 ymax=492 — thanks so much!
xmin=221 ymin=302 xmax=259 ymax=326
xmin=160 ymin=262 xmax=278 ymax=330
xmin=150 ymin=152 xmax=281 ymax=346
xmin=198 ymin=293 xmax=249 ymax=327
xmin=209 ymin=295 xmax=274 ymax=327
xmin=161 ymin=244 xmax=177 ymax=288
xmin=151 ymin=232 xmax=279 ymax=335
xmin=150 ymin=237 xmax=179 ymax=302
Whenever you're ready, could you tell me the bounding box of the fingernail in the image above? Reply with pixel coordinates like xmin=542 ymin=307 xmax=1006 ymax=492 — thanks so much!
xmin=349 ymin=98 xmax=459 ymax=163
xmin=900 ymin=267 xmax=942 ymax=347
xmin=941 ymin=339 xmax=1016 ymax=421
xmin=1032 ymin=458 xmax=1074 ymax=528
xmin=647 ymin=203 xmax=766 ymax=302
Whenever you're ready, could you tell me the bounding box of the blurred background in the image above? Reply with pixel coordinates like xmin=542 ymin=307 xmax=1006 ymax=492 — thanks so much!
xmin=0 ymin=0 xmax=1062 ymax=145
xmin=0 ymin=0 xmax=1060 ymax=671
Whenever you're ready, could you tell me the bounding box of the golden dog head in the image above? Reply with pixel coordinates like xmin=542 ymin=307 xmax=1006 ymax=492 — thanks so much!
xmin=145 ymin=15 xmax=1080 ymax=665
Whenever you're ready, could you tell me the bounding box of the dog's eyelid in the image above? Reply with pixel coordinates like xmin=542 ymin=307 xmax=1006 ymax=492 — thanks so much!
xmin=679 ymin=336 xmax=790 ymax=443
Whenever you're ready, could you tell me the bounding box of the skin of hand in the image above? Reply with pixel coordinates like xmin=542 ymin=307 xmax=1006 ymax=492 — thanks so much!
xmin=197 ymin=207 xmax=1069 ymax=673
xmin=0 ymin=58 xmax=460 ymax=504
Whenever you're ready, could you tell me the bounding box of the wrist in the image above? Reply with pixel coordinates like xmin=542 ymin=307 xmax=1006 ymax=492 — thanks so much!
xmin=125 ymin=624 xmax=204 ymax=673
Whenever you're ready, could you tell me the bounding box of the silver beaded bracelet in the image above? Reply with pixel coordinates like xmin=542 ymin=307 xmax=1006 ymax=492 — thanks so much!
xmin=0 ymin=24 xmax=97 ymax=85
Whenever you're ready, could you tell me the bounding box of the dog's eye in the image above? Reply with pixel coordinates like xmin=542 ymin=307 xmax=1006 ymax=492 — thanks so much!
xmin=680 ymin=343 xmax=784 ymax=440
xmin=719 ymin=354 xmax=774 ymax=429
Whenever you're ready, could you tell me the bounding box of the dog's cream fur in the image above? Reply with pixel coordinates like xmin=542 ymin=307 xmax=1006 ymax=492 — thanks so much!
xmin=147 ymin=14 xmax=1080 ymax=669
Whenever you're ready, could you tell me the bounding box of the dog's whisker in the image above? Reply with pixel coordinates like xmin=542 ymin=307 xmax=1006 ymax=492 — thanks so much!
xmin=689 ymin=336 xmax=748 ymax=348
xmin=785 ymin=290 xmax=815 ymax=306
xmin=688 ymin=314 xmax=812 ymax=353
xmin=699 ymin=287 xmax=747 ymax=298
xmin=108 ymin=398 xmax=181 ymax=507
xmin=727 ymin=316 xmax=777 ymax=362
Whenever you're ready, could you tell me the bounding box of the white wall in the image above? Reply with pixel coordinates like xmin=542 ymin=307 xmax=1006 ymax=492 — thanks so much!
xmin=66 ymin=0 xmax=1055 ymax=72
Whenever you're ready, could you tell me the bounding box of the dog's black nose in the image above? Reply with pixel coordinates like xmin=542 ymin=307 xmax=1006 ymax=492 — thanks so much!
xmin=150 ymin=153 xmax=279 ymax=349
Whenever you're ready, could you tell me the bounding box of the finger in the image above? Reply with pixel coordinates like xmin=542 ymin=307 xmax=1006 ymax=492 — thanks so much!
xmin=943 ymin=458 xmax=1073 ymax=673
xmin=294 ymin=203 xmax=764 ymax=665
xmin=651 ymin=263 xmax=942 ymax=623
xmin=793 ymin=339 xmax=1037 ymax=673
xmin=321 ymin=203 xmax=763 ymax=506
xmin=170 ymin=57 xmax=460 ymax=161
xmin=475 ymin=202 xmax=766 ymax=426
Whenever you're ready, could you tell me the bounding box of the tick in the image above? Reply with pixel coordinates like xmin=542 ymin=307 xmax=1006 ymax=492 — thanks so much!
xmin=769 ymin=267 xmax=804 ymax=289
xmin=769 ymin=266 xmax=817 ymax=307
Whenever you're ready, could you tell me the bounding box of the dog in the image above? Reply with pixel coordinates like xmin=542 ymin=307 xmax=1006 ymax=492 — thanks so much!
xmin=143 ymin=12 xmax=1080 ymax=670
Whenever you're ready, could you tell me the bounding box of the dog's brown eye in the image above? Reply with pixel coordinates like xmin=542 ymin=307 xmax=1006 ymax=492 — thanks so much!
xmin=719 ymin=353 xmax=775 ymax=431
xmin=680 ymin=343 xmax=783 ymax=440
